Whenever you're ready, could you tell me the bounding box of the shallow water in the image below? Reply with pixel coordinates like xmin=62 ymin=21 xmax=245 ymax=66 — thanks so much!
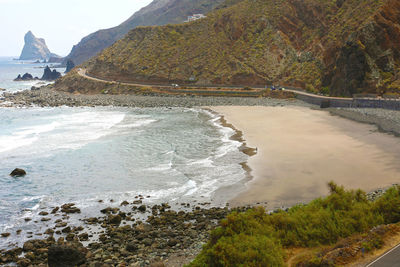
xmin=0 ymin=106 xmax=248 ymax=248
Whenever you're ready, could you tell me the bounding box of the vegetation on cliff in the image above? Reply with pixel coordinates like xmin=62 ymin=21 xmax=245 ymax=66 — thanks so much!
xmin=63 ymin=0 xmax=227 ymax=66
xmin=188 ymin=183 xmax=400 ymax=266
xmin=77 ymin=0 xmax=400 ymax=96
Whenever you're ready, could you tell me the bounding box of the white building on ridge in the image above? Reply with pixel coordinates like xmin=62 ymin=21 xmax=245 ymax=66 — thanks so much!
xmin=185 ymin=14 xmax=206 ymax=22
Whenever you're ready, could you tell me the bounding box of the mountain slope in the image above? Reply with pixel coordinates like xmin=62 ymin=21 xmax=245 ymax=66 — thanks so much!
xmin=63 ymin=0 xmax=226 ymax=66
xmin=73 ymin=0 xmax=400 ymax=96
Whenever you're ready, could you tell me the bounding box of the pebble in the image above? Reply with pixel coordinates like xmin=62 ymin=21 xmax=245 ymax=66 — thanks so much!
xmin=0 ymin=87 xmax=305 ymax=109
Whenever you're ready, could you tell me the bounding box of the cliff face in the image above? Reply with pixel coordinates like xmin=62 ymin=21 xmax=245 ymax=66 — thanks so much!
xmin=19 ymin=31 xmax=58 ymax=60
xmin=65 ymin=0 xmax=400 ymax=96
xmin=63 ymin=0 xmax=226 ymax=66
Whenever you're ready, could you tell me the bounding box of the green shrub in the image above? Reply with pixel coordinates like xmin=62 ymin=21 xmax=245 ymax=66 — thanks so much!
xmin=188 ymin=183 xmax=400 ymax=266
xmin=321 ymin=86 xmax=330 ymax=95
xmin=373 ymin=186 xmax=400 ymax=224
xmin=191 ymin=234 xmax=284 ymax=267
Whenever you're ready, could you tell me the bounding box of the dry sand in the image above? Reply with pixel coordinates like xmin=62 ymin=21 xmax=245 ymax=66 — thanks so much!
xmin=210 ymin=106 xmax=400 ymax=209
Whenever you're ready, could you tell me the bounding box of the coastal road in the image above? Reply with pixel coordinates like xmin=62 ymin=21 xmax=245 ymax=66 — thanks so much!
xmin=77 ymin=68 xmax=352 ymax=100
xmin=76 ymin=68 xmax=400 ymax=103
xmin=366 ymin=243 xmax=400 ymax=267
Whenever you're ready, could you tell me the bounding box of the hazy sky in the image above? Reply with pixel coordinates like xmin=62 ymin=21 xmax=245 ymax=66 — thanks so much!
xmin=0 ymin=0 xmax=153 ymax=56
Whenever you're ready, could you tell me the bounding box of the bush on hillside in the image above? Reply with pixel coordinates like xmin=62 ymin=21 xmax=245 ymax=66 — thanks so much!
xmin=188 ymin=183 xmax=400 ymax=266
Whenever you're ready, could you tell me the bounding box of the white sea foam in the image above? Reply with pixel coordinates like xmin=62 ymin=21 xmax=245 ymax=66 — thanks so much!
xmin=116 ymin=119 xmax=156 ymax=129
xmin=0 ymin=110 xmax=126 ymax=156
xmin=0 ymin=121 xmax=60 ymax=153
xmin=0 ymin=135 xmax=37 ymax=153
xmin=202 ymin=109 xmax=242 ymax=159
xmin=148 ymin=179 xmax=198 ymax=199
xmin=187 ymin=157 xmax=214 ymax=167
xmin=146 ymin=162 xmax=173 ymax=171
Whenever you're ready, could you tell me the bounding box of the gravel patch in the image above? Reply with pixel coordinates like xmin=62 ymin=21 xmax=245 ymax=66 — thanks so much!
xmin=329 ymin=108 xmax=400 ymax=136
xmin=0 ymin=87 xmax=310 ymax=108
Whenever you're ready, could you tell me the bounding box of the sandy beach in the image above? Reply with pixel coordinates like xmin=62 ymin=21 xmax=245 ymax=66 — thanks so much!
xmin=210 ymin=106 xmax=400 ymax=209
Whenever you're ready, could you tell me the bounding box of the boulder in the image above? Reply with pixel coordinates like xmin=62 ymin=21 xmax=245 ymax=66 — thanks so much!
xmin=47 ymin=245 xmax=86 ymax=267
xmin=1 ymin=232 xmax=11 ymax=237
xmin=107 ymin=214 xmax=122 ymax=225
xmin=78 ymin=233 xmax=89 ymax=241
xmin=126 ymin=242 xmax=138 ymax=252
xmin=138 ymin=205 xmax=147 ymax=212
xmin=60 ymin=203 xmax=80 ymax=214
xmin=10 ymin=168 xmax=26 ymax=177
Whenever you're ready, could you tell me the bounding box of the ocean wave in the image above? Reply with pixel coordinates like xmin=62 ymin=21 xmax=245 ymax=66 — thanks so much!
xmin=116 ymin=119 xmax=156 ymax=129
xmin=0 ymin=110 xmax=126 ymax=156
xmin=201 ymin=109 xmax=243 ymax=159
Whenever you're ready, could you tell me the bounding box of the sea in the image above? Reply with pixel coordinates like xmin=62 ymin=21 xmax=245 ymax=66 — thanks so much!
xmin=0 ymin=57 xmax=248 ymax=249
xmin=0 ymin=56 xmax=60 ymax=94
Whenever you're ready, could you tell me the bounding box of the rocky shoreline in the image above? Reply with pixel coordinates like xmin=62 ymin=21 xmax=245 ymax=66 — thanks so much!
xmin=1 ymin=188 xmax=395 ymax=267
xmin=0 ymin=196 xmax=249 ymax=267
xmin=0 ymin=86 xmax=306 ymax=108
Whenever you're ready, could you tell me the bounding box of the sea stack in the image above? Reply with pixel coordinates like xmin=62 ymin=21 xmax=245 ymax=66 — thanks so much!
xmin=41 ymin=66 xmax=61 ymax=81
xmin=19 ymin=31 xmax=59 ymax=60
xmin=65 ymin=60 xmax=75 ymax=73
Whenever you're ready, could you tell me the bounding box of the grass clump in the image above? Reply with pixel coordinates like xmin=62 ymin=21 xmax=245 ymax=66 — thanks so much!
xmin=188 ymin=183 xmax=400 ymax=266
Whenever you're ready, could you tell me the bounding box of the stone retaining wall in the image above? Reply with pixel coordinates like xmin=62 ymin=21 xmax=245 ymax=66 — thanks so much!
xmin=295 ymin=94 xmax=353 ymax=108
xmin=352 ymin=99 xmax=400 ymax=110
xmin=295 ymin=93 xmax=400 ymax=110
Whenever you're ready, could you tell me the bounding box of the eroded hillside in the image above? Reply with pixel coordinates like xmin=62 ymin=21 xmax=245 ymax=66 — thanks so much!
xmin=62 ymin=0 xmax=400 ymax=96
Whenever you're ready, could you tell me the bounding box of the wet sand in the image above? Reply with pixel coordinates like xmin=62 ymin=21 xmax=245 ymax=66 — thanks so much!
xmin=210 ymin=106 xmax=400 ymax=209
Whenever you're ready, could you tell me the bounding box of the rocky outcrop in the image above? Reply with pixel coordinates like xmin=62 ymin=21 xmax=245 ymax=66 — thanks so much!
xmin=41 ymin=66 xmax=61 ymax=81
xmin=14 ymin=67 xmax=62 ymax=81
xmin=326 ymin=42 xmax=370 ymax=96
xmin=62 ymin=0 xmax=226 ymax=66
xmin=65 ymin=60 xmax=75 ymax=73
xmin=19 ymin=31 xmax=58 ymax=60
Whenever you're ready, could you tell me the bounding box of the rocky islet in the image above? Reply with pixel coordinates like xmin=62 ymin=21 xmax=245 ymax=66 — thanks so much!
xmin=13 ymin=66 xmax=61 ymax=82
xmin=19 ymin=31 xmax=59 ymax=61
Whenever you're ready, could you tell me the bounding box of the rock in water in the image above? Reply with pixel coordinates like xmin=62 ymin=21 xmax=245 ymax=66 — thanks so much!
xmin=14 ymin=74 xmax=22 ymax=81
xmin=48 ymin=245 xmax=86 ymax=267
xmin=41 ymin=66 xmax=61 ymax=81
xmin=19 ymin=31 xmax=59 ymax=60
xmin=10 ymin=168 xmax=26 ymax=177
xmin=14 ymin=73 xmax=38 ymax=81
xmin=65 ymin=60 xmax=75 ymax=73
